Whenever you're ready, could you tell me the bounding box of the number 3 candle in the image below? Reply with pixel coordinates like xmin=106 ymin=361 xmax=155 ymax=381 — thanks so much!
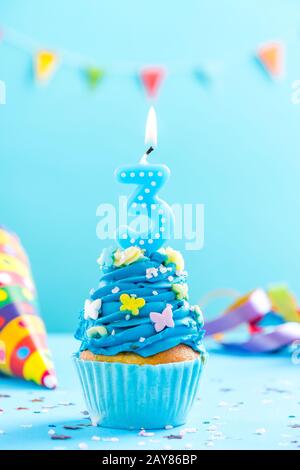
xmin=115 ymin=107 xmax=174 ymax=254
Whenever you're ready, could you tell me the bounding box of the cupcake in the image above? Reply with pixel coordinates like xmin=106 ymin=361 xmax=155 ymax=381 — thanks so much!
xmin=74 ymin=245 xmax=207 ymax=429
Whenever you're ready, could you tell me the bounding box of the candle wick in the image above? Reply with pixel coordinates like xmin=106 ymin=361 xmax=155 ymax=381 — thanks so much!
xmin=146 ymin=146 xmax=154 ymax=155
xmin=139 ymin=146 xmax=155 ymax=164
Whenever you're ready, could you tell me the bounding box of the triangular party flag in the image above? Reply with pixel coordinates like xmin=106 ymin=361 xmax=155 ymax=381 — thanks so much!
xmin=256 ymin=42 xmax=284 ymax=79
xmin=85 ymin=66 xmax=105 ymax=89
xmin=140 ymin=67 xmax=166 ymax=98
xmin=35 ymin=50 xmax=58 ymax=83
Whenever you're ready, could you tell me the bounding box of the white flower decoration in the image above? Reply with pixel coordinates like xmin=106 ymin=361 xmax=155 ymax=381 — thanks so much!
xmin=159 ymin=264 xmax=168 ymax=274
xmin=84 ymin=299 xmax=102 ymax=320
xmin=146 ymin=267 xmax=159 ymax=279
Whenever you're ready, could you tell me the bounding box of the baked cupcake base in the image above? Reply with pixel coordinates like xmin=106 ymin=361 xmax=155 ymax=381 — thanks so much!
xmin=74 ymin=348 xmax=206 ymax=429
xmin=80 ymin=344 xmax=200 ymax=365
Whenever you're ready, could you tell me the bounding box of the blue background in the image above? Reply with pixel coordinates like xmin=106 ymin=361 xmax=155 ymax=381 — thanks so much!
xmin=1 ymin=0 xmax=300 ymax=332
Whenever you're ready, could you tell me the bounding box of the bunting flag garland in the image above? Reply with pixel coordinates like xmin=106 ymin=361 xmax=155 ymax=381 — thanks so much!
xmin=140 ymin=67 xmax=166 ymax=98
xmin=256 ymin=41 xmax=285 ymax=79
xmin=0 ymin=26 xmax=293 ymax=93
xmin=85 ymin=66 xmax=105 ymax=89
xmin=35 ymin=50 xmax=59 ymax=83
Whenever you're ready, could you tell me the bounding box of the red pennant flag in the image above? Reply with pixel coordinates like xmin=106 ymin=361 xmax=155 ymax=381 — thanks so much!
xmin=257 ymin=42 xmax=284 ymax=79
xmin=140 ymin=67 xmax=165 ymax=98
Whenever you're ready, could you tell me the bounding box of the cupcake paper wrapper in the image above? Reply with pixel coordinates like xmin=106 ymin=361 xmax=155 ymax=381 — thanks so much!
xmin=73 ymin=354 xmax=206 ymax=430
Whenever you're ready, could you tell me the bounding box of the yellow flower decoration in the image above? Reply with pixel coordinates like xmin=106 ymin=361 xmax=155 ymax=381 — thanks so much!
xmin=113 ymin=246 xmax=145 ymax=268
xmin=120 ymin=293 xmax=145 ymax=316
xmin=172 ymin=283 xmax=189 ymax=300
xmin=161 ymin=247 xmax=185 ymax=272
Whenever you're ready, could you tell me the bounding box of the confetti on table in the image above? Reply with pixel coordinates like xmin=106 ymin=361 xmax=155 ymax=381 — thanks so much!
xmin=78 ymin=442 xmax=88 ymax=449
xmin=51 ymin=435 xmax=71 ymax=440
xmin=63 ymin=425 xmax=82 ymax=430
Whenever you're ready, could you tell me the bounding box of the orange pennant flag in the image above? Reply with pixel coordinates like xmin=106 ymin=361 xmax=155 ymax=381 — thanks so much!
xmin=257 ymin=42 xmax=284 ymax=79
xmin=35 ymin=50 xmax=58 ymax=83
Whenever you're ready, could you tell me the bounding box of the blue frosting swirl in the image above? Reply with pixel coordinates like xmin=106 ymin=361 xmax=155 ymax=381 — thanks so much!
xmin=75 ymin=248 xmax=206 ymax=357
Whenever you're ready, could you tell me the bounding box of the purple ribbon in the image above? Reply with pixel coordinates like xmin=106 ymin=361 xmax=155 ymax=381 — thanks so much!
xmin=205 ymin=289 xmax=300 ymax=353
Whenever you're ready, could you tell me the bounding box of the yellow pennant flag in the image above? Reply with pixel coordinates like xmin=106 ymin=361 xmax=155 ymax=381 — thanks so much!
xmin=35 ymin=50 xmax=58 ymax=83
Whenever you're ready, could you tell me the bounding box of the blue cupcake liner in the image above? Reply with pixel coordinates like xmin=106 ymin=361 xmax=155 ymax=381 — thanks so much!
xmin=73 ymin=353 xmax=206 ymax=430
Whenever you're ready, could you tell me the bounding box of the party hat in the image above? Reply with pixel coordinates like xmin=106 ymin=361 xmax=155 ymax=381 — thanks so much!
xmin=0 ymin=227 xmax=57 ymax=388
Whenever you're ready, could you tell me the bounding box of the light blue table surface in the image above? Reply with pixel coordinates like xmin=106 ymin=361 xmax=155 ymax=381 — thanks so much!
xmin=0 ymin=334 xmax=299 ymax=450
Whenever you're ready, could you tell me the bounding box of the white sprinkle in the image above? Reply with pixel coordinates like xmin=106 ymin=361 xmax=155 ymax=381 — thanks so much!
xmin=155 ymin=233 xmax=160 ymax=239
xmin=139 ymin=337 xmax=146 ymax=342
xmin=139 ymin=240 xmax=145 ymax=245
xmin=160 ymin=227 xmax=165 ymax=232
xmin=91 ymin=436 xmax=101 ymax=441
xmin=132 ymin=203 xmax=137 ymax=208
xmin=111 ymin=330 xmax=115 ymax=336
xmin=180 ymin=427 xmax=197 ymax=435
xmin=112 ymin=287 xmax=120 ymax=294
xmin=139 ymin=172 xmax=145 ymax=177
xmin=48 ymin=429 xmax=56 ymax=435
xmin=130 ymin=172 xmax=135 ymax=177
xmin=125 ymin=315 xmax=130 ymax=320
xmin=148 ymin=172 xmax=154 ymax=177
xmin=148 ymin=239 xmax=153 ymax=244
xmin=141 ymin=203 xmax=146 ymax=208
xmin=139 ymin=429 xmax=155 ymax=437
xmin=152 ymin=290 xmax=159 ymax=295
xmin=145 ymin=188 xmax=150 ymax=194
xmin=138 ymin=195 xmax=143 ymax=201
xmin=207 ymin=424 xmax=217 ymax=431
xmin=161 ymin=217 xmax=166 ymax=223
xmin=122 ymin=233 xmax=128 ymax=239
xmin=158 ymin=171 xmax=163 ymax=176
xmin=159 ymin=265 xmax=167 ymax=274
xmin=165 ymin=424 xmax=173 ymax=430
xmin=168 ymin=276 xmax=174 ymax=282
xmin=121 ymin=172 xmax=126 ymax=178
xmin=78 ymin=442 xmax=88 ymax=450
xmin=151 ymin=181 xmax=156 ymax=186
xmin=130 ymin=238 xmax=136 ymax=244
xmin=218 ymin=401 xmax=229 ymax=407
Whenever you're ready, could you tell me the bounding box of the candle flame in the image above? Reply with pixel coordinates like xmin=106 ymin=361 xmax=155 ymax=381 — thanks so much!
xmin=145 ymin=106 xmax=157 ymax=148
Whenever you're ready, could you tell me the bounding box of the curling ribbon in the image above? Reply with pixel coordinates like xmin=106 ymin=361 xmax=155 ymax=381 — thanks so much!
xmin=204 ymin=287 xmax=300 ymax=353
xmin=0 ymin=226 xmax=57 ymax=388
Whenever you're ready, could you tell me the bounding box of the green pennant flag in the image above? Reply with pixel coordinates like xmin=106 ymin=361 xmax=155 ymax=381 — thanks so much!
xmin=85 ymin=66 xmax=105 ymax=89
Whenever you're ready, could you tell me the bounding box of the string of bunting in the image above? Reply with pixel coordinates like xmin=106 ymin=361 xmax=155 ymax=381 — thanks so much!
xmin=0 ymin=26 xmax=287 ymax=98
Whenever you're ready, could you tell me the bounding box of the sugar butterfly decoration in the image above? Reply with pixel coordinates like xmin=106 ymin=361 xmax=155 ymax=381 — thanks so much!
xmin=150 ymin=304 xmax=175 ymax=332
